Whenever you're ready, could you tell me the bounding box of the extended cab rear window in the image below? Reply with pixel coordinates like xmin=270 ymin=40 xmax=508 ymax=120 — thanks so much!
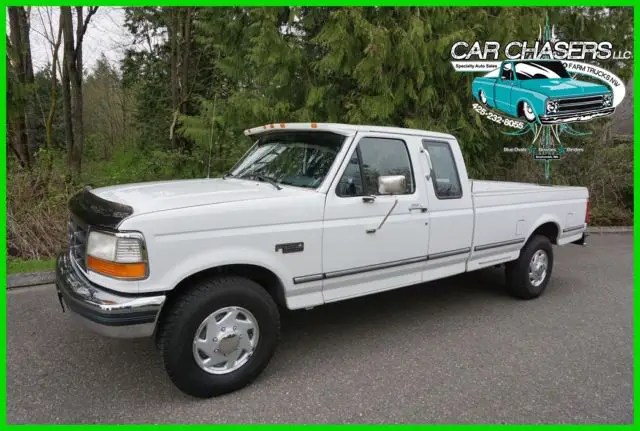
xmin=422 ymin=140 xmax=462 ymax=199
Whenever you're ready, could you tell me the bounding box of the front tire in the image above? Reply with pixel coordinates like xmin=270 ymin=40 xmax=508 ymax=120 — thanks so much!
xmin=158 ymin=275 xmax=280 ymax=398
xmin=505 ymin=235 xmax=554 ymax=299
xmin=521 ymin=101 xmax=537 ymax=123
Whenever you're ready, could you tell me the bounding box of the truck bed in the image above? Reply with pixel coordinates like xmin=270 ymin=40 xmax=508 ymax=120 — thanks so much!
xmin=467 ymin=179 xmax=589 ymax=270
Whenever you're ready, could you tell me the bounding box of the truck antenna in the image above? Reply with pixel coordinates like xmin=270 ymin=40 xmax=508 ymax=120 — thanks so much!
xmin=207 ymin=51 xmax=222 ymax=179
xmin=206 ymin=91 xmax=218 ymax=179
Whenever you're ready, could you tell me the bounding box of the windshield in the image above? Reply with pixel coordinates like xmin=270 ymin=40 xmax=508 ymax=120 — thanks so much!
xmin=514 ymin=60 xmax=570 ymax=80
xmin=230 ymin=131 xmax=347 ymax=188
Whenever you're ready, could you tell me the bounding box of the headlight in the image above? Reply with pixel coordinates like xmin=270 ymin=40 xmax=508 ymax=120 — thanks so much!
xmin=546 ymin=100 xmax=558 ymax=113
xmin=86 ymin=231 xmax=148 ymax=280
xmin=603 ymin=93 xmax=612 ymax=107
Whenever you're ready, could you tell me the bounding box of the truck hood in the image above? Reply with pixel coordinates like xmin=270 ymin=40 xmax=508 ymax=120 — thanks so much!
xmin=91 ymin=178 xmax=310 ymax=215
xmin=519 ymin=78 xmax=610 ymax=97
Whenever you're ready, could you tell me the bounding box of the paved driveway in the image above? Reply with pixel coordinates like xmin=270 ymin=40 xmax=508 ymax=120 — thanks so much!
xmin=7 ymin=233 xmax=633 ymax=424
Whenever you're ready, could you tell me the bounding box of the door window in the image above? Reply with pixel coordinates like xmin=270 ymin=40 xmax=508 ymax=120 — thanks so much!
xmin=422 ymin=140 xmax=462 ymax=199
xmin=500 ymin=63 xmax=513 ymax=80
xmin=336 ymin=137 xmax=415 ymax=197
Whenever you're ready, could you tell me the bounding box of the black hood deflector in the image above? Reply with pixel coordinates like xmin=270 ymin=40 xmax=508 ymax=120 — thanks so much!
xmin=69 ymin=189 xmax=134 ymax=231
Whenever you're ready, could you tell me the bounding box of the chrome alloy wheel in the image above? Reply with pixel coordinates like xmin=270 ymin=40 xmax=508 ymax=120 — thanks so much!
xmin=528 ymin=250 xmax=548 ymax=287
xmin=192 ymin=306 xmax=260 ymax=375
xmin=523 ymin=101 xmax=536 ymax=122
xmin=479 ymin=90 xmax=487 ymax=104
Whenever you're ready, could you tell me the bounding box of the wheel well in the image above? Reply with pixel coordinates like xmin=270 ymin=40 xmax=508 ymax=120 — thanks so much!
xmin=530 ymin=222 xmax=559 ymax=245
xmin=171 ymin=264 xmax=286 ymax=306
xmin=154 ymin=264 xmax=286 ymax=345
xmin=517 ymin=100 xmax=524 ymax=117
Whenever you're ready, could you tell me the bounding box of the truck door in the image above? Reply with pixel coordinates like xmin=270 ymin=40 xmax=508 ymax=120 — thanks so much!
xmin=494 ymin=62 xmax=515 ymax=113
xmin=321 ymin=133 xmax=430 ymax=303
xmin=420 ymin=138 xmax=474 ymax=281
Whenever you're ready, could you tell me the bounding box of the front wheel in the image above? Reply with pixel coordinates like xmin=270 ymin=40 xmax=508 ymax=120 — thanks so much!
xmin=505 ymin=235 xmax=554 ymax=299
xmin=158 ymin=275 xmax=280 ymax=398
xmin=521 ymin=101 xmax=537 ymax=123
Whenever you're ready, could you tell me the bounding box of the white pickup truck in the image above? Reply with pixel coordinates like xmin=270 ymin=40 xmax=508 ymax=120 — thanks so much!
xmin=55 ymin=123 xmax=589 ymax=398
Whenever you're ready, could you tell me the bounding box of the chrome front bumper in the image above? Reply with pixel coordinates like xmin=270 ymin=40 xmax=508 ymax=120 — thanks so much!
xmin=55 ymin=252 xmax=166 ymax=338
xmin=539 ymin=107 xmax=615 ymax=124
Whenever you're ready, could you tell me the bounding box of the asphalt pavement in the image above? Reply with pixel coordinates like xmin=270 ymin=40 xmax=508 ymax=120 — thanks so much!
xmin=7 ymin=233 xmax=633 ymax=424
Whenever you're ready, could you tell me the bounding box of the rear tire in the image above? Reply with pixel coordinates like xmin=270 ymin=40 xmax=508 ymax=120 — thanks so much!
xmin=479 ymin=89 xmax=488 ymax=105
xmin=505 ymin=235 xmax=554 ymax=299
xmin=158 ymin=275 xmax=280 ymax=398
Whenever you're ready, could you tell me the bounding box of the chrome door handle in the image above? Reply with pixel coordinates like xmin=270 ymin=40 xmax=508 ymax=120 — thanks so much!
xmin=409 ymin=204 xmax=428 ymax=213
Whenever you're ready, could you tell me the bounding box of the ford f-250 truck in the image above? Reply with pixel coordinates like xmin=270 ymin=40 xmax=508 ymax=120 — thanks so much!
xmin=55 ymin=123 xmax=589 ymax=398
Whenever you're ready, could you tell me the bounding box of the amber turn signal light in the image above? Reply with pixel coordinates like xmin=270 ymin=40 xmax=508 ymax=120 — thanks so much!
xmin=87 ymin=255 xmax=147 ymax=279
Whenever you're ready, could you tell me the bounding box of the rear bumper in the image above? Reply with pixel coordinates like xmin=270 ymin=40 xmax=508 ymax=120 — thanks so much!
xmin=539 ymin=107 xmax=615 ymax=124
xmin=55 ymin=252 xmax=166 ymax=338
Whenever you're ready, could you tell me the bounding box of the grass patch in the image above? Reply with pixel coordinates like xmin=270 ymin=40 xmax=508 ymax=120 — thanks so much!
xmin=7 ymin=258 xmax=56 ymax=275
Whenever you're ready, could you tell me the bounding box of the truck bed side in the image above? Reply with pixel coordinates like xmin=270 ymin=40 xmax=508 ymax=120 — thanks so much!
xmin=467 ymin=179 xmax=589 ymax=271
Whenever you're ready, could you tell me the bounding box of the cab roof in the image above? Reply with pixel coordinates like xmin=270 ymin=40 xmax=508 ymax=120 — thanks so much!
xmin=243 ymin=122 xmax=456 ymax=141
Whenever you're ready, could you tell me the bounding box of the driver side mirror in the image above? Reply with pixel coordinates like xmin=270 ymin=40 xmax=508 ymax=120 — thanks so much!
xmin=378 ymin=175 xmax=406 ymax=195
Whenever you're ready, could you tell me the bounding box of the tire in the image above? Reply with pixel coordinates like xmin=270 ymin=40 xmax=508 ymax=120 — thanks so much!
xmin=520 ymin=101 xmax=537 ymax=123
xmin=505 ymin=235 xmax=554 ymax=300
xmin=479 ymin=89 xmax=488 ymax=105
xmin=158 ymin=275 xmax=280 ymax=398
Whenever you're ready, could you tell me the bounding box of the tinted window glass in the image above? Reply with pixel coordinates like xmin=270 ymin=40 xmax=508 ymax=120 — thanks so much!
xmin=336 ymin=152 xmax=364 ymax=197
xmin=231 ymin=132 xmax=345 ymax=189
xmin=501 ymin=63 xmax=513 ymax=80
xmin=358 ymin=137 xmax=415 ymax=195
xmin=423 ymin=140 xmax=462 ymax=199
xmin=514 ymin=60 xmax=570 ymax=80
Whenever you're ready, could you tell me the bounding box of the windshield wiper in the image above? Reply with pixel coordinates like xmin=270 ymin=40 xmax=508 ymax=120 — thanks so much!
xmin=222 ymin=172 xmax=234 ymax=179
xmin=238 ymin=173 xmax=282 ymax=190
xmin=254 ymin=174 xmax=282 ymax=190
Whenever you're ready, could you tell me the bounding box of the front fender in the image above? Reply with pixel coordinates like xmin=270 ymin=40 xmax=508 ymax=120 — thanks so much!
xmin=165 ymin=247 xmax=295 ymax=294
xmin=514 ymin=89 xmax=548 ymax=118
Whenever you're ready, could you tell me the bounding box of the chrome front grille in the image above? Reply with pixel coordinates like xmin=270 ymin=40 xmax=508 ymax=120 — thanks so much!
xmin=68 ymin=218 xmax=88 ymax=270
xmin=556 ymin=95 xmax=604 ymax=113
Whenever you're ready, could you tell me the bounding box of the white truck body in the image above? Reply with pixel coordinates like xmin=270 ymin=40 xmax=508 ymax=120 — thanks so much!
xmin=55 ymin=123 xmax=588 ymax=397
xmin=91 ymin=123 xmax=588 ymax=306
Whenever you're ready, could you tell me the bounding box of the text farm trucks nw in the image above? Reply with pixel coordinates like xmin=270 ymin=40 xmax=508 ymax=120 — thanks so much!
xmin=55 ymin=123 xmax=590 ymax=397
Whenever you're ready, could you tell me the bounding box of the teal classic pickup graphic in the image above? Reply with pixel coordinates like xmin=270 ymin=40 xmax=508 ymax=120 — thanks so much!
xmin=472 ymin=59 xmax=615 ymax=124
xmin=450 ymin=13 xmax=630 ymax=182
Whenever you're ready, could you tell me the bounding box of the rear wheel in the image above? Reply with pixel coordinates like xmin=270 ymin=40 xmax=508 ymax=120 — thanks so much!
xmin=505 ymin=235 xmax=554 ymax=299
xmin=479 ymin=89 xmax=488 ymax=105
xmin=158 ymin=275 xmax=280 ymax=398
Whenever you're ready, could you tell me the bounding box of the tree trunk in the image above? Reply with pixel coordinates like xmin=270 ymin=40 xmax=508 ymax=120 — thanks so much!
xmin=169 ymin=7 xmax=179 ymax=148
xmin=60 ymin=7 xmax=77 ymax=174
xmin=7 ymin=6 xmax=35 ymax=169
xmin=60 ymin=6 xmax=98 ymax=177
xmin=70 ymin=6 xmax=85 ymax=175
